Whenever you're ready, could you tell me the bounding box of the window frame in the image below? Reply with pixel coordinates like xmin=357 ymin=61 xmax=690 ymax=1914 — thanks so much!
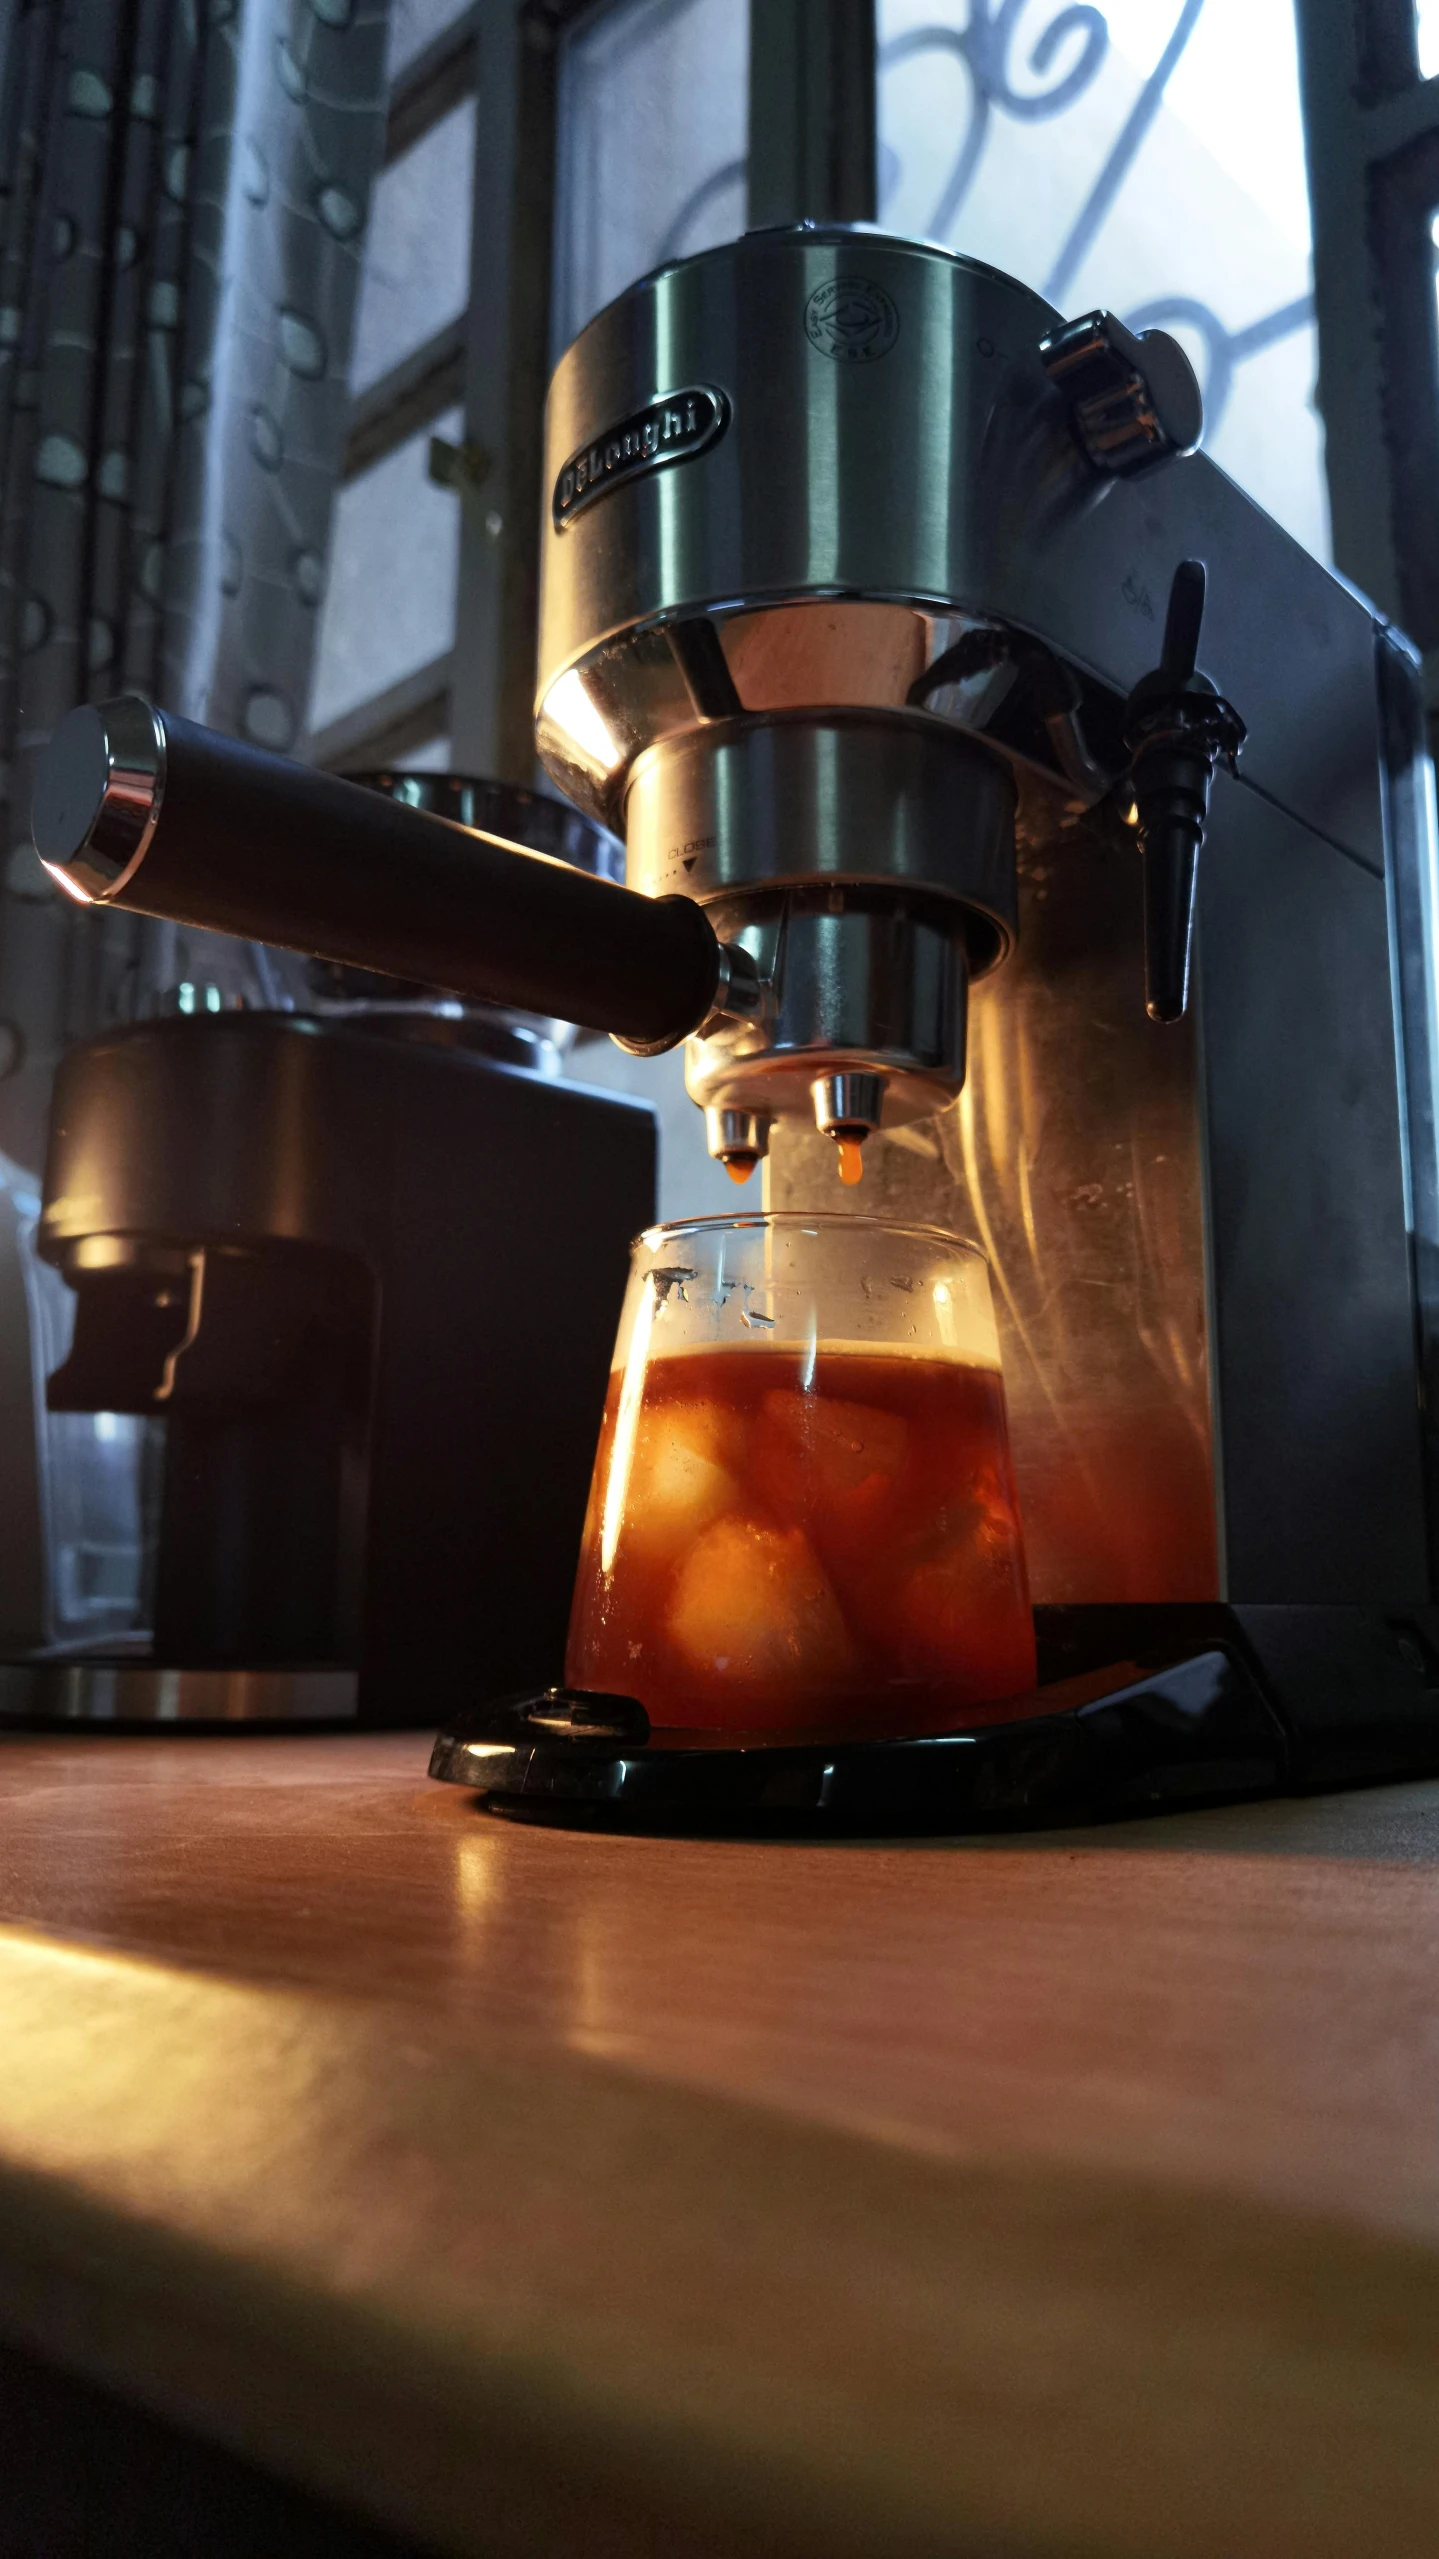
xmin=1294 ymin=0 xmax=1439 ymax=740
xmin=306 ymin=0 xmax=592 ymax=776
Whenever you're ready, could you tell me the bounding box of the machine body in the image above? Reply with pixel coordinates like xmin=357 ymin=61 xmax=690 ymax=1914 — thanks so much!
xmin=532 ymin=225 xmax=1439 ymax=1614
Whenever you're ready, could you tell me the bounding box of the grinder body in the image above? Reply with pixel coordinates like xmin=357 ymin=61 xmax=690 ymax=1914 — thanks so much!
xmin=32 ymin=1012 xmax=655 ymax=1718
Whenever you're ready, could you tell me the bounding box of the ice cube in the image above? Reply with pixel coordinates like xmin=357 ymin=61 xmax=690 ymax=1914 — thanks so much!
xmin=667 ymin=1515 xmax=855 ymax=1694
xmin=752 ymin=1388 xmax=908 ymax=1522
xmin=891 ymin=1501 xmax=1035 ymax=1700
xmin=613 ymin=1398 xmax=744 ymax=1563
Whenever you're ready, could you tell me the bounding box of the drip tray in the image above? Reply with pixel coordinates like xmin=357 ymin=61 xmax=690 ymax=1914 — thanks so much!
xmin=431 ymin=1604 xmax=1439 ymax=1832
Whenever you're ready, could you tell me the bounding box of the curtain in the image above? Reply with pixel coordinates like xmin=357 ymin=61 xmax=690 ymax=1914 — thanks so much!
xmin=0 ymin=0 xmax=388 ymax=1169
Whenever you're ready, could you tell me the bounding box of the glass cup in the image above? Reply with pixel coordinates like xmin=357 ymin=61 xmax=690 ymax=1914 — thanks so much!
xmin=565 ymin=1212 xmax=1036 ymax=1735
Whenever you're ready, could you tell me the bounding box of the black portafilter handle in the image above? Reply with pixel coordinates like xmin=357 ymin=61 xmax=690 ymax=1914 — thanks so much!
xmin=1122 ymin=560 xmax=1245 ymax=1025
xmin=29 ymin=695 xmax=726 ymax=1052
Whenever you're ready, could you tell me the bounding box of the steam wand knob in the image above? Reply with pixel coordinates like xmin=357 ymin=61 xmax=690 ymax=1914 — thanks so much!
xmin=1039 ymin=311 xmax=1203 ymax=477
xmin=1122 ymin=559 xmax=1245 ymax=1024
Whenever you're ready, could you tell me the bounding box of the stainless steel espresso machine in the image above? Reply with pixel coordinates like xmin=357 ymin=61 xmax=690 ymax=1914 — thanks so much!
xmin=27 ymin=223 xmax=1439 ymax=1819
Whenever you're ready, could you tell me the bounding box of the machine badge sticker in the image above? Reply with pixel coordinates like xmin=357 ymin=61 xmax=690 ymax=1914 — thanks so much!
xmin=804 ymin=277 xmax=900 ymax=364
xmin=552 ymin=386 xmax=729 ymax=529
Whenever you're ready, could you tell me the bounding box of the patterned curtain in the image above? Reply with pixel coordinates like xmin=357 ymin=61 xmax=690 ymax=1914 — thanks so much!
xmin=0 ymin=0 xmax=388 ymax=1168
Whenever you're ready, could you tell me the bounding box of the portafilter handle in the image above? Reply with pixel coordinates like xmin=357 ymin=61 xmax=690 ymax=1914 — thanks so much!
xmin=30 ymin=695 xmax=733 ymax=1052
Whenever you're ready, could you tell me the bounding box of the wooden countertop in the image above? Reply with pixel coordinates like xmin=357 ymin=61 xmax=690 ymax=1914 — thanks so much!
xmin=4 ymin=1733 xmax=1439 ymax=2557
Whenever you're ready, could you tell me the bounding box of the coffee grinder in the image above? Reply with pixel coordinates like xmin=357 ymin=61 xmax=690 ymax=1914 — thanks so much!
xmin=4 ymin=769 xmax=654 ymax=1726
xmin=30 ymin=224 xmax=1439 ymax=1820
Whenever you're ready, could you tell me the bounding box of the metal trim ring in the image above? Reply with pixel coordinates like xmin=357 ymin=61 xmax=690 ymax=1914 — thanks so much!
xmin=0 ymin=1660 xmax=358 ymax=1725
xmin=624 ymin=708 xmax=1019 ymax=965
xmin=31 ymin=695 xmax=167 ymax=903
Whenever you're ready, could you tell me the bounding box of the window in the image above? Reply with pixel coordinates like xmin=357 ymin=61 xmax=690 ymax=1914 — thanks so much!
xmin=309 ymin=406 xmax=463 ymax=738
xmin=304 ymin=3 xmax=477 ymax=768
xmin=349 ymin=98 xmax=475 ymax=398
xmin=388 ymin=0 xmax=471 ymax=78
xmin=552 ymin=0 xmax=748 ymax=351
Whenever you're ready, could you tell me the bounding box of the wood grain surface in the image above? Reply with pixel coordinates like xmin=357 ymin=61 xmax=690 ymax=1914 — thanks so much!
xmin=3 ymin=1733 xmax=1439 ymax=2556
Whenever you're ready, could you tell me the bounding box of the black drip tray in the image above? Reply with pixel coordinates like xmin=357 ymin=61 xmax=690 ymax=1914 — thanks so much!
xmin=431 ymin=1605 xmax=1439 ymax=1834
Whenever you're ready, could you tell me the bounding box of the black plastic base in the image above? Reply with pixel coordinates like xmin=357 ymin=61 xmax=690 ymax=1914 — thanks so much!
xmin=429 ymin=1604 xmax=1439 ymax=1832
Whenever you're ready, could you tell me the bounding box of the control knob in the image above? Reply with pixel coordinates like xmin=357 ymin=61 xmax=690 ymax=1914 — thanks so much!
xmin=1039 ymin=310 xmax=1203 ymax=476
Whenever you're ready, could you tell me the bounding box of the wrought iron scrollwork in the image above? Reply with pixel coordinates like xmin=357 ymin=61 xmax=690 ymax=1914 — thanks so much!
xmin=1041 ymin=0 xmax=1204 ymax=301
xmin=658 ymin=158 xmax=746 ymax=264
xmin=880 ymin=2 xmax=1109 ymax=240
xmin=1120 ymin=294 xmax=1313 ymax=437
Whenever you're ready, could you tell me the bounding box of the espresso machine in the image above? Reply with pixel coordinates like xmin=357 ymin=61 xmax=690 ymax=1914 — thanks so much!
xmin=28 ymin=224 xmax=1439 ymax=1820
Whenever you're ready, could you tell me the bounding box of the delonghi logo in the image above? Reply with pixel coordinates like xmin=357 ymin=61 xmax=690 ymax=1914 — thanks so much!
xmin=804 ymin=276 xmax=901 ymax=364
xmin=552 ymin=386 xmax=728 ymax=529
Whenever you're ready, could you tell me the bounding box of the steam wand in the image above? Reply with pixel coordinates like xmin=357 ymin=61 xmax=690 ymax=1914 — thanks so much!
xmin=1122 ymin=559 xmax=1245 ymax=1023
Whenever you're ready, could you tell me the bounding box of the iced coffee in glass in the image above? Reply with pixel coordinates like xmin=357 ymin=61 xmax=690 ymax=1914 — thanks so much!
xmin=565 ymin=1213 xmax=1036 ymax=1735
